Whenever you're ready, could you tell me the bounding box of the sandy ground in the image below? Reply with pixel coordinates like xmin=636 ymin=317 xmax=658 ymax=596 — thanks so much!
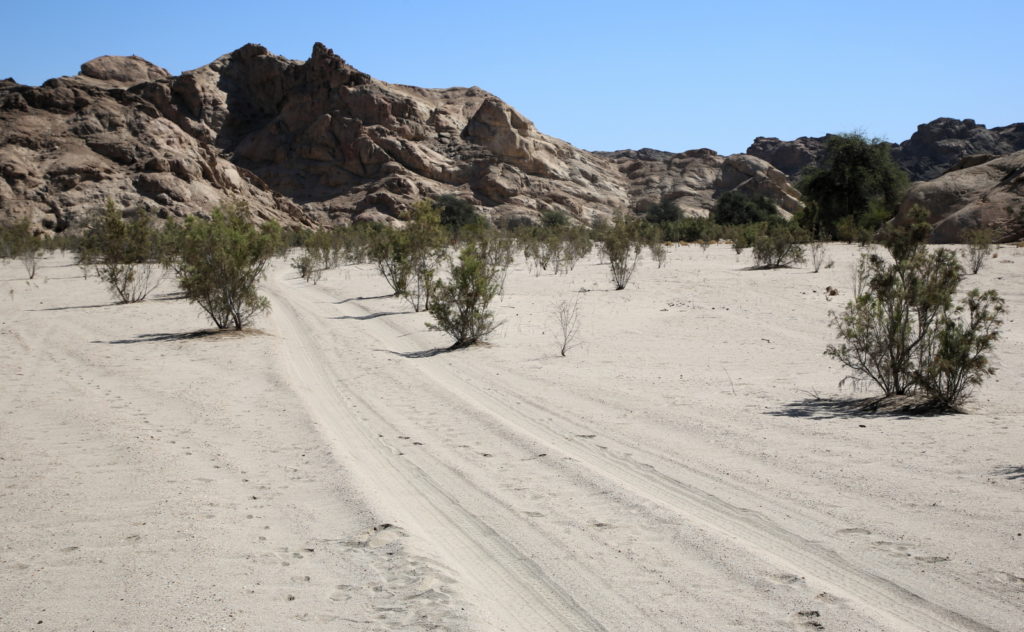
xmin=1 ymin=243 xmax=1022 ymax=631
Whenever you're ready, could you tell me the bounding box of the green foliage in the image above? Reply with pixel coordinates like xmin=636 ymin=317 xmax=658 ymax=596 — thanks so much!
xmin=436 ymin=194 xmax=483 ymax=234
xmin=639 ymin=198 xmax=683 ymax=224
xmin=367 ymin=226 xmax=412 ymax=297
xmin=799 ymin=133 xmax=908 ymax=238
xmin=826 ymin=247 xmax=1004 ymax=408
xmin=172 ymin=202 xmax=282 ymax=330
xmin=712 ymin=192 xmax=778 ymax=225
xmin=82 ymin=200 xmax=162 ymax=303
xmin=601 ymin=214 xmax=644 ymax=290
xmin=427 ymin=244 xmax=505 ymax=348
xmin=751 ymin=222 xmax=807 ymax=268
xmin=540 ymin=208 xmax=570 ymax=228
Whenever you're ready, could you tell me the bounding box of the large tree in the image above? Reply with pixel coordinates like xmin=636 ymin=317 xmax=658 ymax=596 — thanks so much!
xmin=799 ymin=133 xmax=908 ymax=238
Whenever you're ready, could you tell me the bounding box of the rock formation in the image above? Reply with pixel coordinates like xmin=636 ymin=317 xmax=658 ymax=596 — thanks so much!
xmin=1 ymin=43 xmax=801 ymax=233
xmin=748 ymin=118 xmax=1024 ymax=183
xmin=894 ymin=149 xmax=1024 ymax=243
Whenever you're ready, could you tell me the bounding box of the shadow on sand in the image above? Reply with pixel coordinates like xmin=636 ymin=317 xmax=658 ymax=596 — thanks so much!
xmin=768 ymin=396 xmax=952 ymax=420
xmin=377 ymin=347 xmax=453 ymax=359
xmin=333 ymin=311 xmax=403 ymax=321
xmin=103 ymin=329 xmax=265 ymax=344
xmin=992 ymin=466 xmax=1024 ymax=481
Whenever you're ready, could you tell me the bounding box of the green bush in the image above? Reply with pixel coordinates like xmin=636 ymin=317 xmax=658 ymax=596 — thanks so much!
xmin=601 ymin=215 xmax=644 ymax=290
xmin=81 ymin=201 xmax=162 ymax=303
xmin=751 ymin=223 xmax=807 ymax=268
xmin=428 ymin=244 xmax=504 ymax=348
xmin=712 ymin=192 xmax=777 ymax=225
xmin=825 ymin=246 xmax=1005 ymax=409
xmin=1 ymin=220 xmax=41 ymax=279
xmin=436 ymin=194 xmax=483 ymax=235
xmin=639 ymin=198 xmax=683 ymax=224
xmin=172 ymin=202 xmax=282 ymax=330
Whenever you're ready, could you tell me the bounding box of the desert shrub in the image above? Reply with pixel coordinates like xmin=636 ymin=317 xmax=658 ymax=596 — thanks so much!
xmin=172 ymin=202 xmax=282 ymax=330
xmin=826 ymin=244 xmax=1004 ymax=408
xmin=963 ymin=228 xmax=994 ymax=275
xmin=1 ymin=220 xmax=41 ymax=278
xmin=808 ymin=236 xmax=832 ymax=273
xmin=402 ymin=200 xmax=448 ymax=311
xmin=751 ymin=223 xmax=807 ymax=268
xmin=436 ymin=194 xmax=483 ymax=235
xmin=367 ymin=226 xmax=411 ymax=297
xmin=915 ymin=289 xmax=1005 ymax=408
xmin=639 ymin=198 xmax=683 ymax=224
xmin=428 ymin=244 xmax=504 ymax=348
xmin=540 ymin=208 xmax=569 ymax=228
xmin=82 ymin=200 xmax=162 ymax=303
xmin=601 ymin=214 xmax=644 ymax=290
xmin=470 ymin=229 xmax=516 ymax=294
xmin=554 ymin=292 xmax=584 ymax=356
xmin=712 ymin=192 xmax=777 ymax=225
xmin=291 ymin=229 xmax=341 ymax=284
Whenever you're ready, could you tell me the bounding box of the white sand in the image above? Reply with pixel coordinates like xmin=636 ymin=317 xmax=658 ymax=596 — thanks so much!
xmin=1 ymin=243 xmax=1022 ymax=631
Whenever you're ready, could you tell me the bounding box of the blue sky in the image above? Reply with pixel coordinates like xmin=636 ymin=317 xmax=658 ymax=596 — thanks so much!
xmin=3 ymin=1 xmax=1021 ymax=155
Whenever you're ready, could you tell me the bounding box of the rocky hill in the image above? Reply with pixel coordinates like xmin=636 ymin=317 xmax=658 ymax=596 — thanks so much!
xmin=747 ymin=118 xmax=1024 ymax=182
xmin=0 ymin=43 xmax=803 ymax=232
xmin=1 ymin=43 xmax=1021 ymax=240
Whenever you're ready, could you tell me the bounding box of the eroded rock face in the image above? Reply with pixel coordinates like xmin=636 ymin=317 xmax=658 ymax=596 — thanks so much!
xmin=894 ymin=149 xmax=1024 ymax=243
xmin=599 ymin=149 xmax=801 ymax=218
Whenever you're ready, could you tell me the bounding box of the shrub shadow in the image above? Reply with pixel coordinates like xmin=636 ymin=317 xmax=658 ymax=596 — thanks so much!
xmin=103 ymin=329 xmax=263 ymax=344
xmin=336 ymin=294 xmax=393 ymax=305
xmin=333 ymin=311 xmax=403 ymax=321
xmin=992 ymin=466 xmax=1024 ymax=481
xmin=377 ymin=347 xmax=453 ymax=359
xmin=34 ymin=303 xmax=112 ymax=311
xmin=769 ymin=395 xmax=952 ymax=420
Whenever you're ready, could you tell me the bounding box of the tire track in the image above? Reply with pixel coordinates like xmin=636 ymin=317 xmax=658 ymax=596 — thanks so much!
xmin=266 ymin=280 xmax=609 ymax=632
xmin=308 ymin=272 xmax=1006 ymax=632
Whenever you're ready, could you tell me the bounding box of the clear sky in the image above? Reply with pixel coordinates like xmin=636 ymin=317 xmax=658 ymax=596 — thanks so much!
xmin=2 ymin=0 xmax=1021 ymax=155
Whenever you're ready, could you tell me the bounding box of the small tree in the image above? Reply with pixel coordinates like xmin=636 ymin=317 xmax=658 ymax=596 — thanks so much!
xmin=173 ymin=202 xmax=281 ymax=330
xmin=428 ymin=244 xmax=503 ymax=348
xmin=82 ymin=200 xmax=162 ymax=303
xmin=367 ymin=226 xmax=411 ymax=297
xmin=402 ymin=200 xmax=448 ymax=312
xmin=799 ymin=133 xmax=908 ymax=238
xmin=436 ymin=194 xmax=483 ymax=236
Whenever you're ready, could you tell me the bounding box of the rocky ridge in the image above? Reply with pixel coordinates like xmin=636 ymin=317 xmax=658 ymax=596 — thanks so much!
xmin=1 ymin=44 xmax=1022 ymax=241
xmin=0 ymin=43 xmax=800 ymax=232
